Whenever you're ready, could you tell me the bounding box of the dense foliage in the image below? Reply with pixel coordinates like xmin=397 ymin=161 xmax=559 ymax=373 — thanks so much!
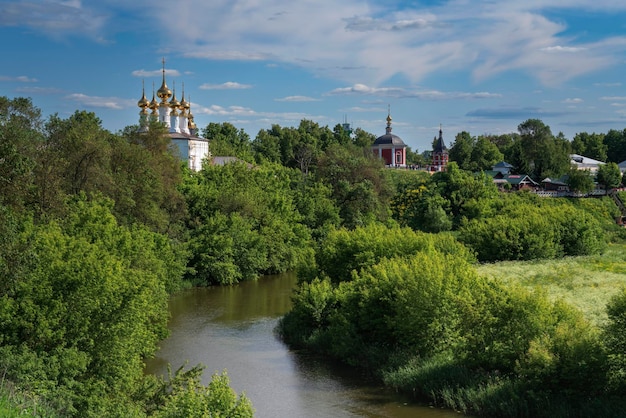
xmin=458 ymin=194 xmax=608 ymax=262
xmin=280 ymin=224 xmax=626 ymax=417
xmin=0 ymin=97 xmax=250 ymax=416
xmin=3 ymin=95 xmax=626 ymax=416
xmin=183 ymin=162 xmax=314 ymax=285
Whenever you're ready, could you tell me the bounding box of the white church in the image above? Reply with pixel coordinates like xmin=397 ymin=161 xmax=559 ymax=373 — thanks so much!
xmin=136 ymin=59 xmax=210 ymax=171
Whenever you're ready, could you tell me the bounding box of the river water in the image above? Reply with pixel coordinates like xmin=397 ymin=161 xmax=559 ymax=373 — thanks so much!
xmin=144 ymin=273 xmax=463 ymax=418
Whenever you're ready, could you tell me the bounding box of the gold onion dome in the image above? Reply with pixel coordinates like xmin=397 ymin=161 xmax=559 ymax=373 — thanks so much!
xmin=137 ymin=81 xmax=149 ymax=108
xmin=180 ymin=94 xmax=189 ymax=112
xmin=157 ymin=58 xmax=172 ymax=102
xmin=188 ymin=98 xmax=195 ymax=117
xmin=157 ymin=81 xmax=172 ymax=102
xmin=138 ymin=93 xmax=149 ymax=109
xmin=170 ymin=86 xmax=181 ymax=110
xmin=149 ymin=92 xmax=159 ymax=112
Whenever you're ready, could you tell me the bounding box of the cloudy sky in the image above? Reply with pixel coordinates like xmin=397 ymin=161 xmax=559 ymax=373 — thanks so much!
xmin=2 ymin=0 xmax=626 ymax=151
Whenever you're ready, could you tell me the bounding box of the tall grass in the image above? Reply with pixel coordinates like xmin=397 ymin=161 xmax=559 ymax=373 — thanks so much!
xmin=0 ymin=381 xmax=57 ymax=418
xmin=477 ymin=243 xmax=626 ymax=326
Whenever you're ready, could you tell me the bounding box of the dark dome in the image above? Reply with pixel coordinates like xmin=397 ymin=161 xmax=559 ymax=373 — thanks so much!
xmin=373 ymin=133 xmax=406 ymax=146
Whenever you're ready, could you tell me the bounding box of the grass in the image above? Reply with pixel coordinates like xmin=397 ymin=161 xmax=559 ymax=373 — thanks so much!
xmin=0 ymin=381 xmax=57 ymax=418
xmin=476 ymin=243 xmax=626 ymax=326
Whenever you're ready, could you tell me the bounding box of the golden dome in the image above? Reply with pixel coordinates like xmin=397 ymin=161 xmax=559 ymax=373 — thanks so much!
xmin=157 ymin=81 xmax=172 ymax=102
xmin=156 ymin=58 xmax=172 ymax=102
xmin=138 ymin=81 xmax=149 ymax=108
xmin=170 ymin=83 xmax=181 ymax=110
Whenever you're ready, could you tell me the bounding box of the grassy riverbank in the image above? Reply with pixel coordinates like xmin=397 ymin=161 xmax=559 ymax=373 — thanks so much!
xmin=477 ymin=243 xmax=626 ymax=326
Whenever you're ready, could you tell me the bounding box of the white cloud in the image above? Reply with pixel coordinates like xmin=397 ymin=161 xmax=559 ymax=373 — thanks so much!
xmin=0 ymin=75 xmax=38 ymax=82
xmin=132 ymin=69 xmax=181 ymax=78
xmin=199 ymin=82 xmax=253 ymax=90
xmin=540 ymin=46 xmax=587 ymax=53
xmin=275 ymin=96 xmax=320 ymax=102
xmin=16 ymin=86 xmax=64 ymax=94
xmin=593 ymin=82 xmax=622 ymax=87
xmin=0 ymin=1 xmax=108 ymax=40
xmin=327 ymin=84 xmax=501 ymax=100
xmin=65 ymin=93 xmax=129 ymax=109
xmin=563 ymin=98 xmax=584 ymax=104
xmin=600 ymin=96 xmax=626 ymax=101
xmin=8 ymin=0 xmax=626 ymax=91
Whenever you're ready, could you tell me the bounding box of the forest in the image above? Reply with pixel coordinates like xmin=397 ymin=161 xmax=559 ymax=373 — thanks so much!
xmin=1 ymin=95 xmax=626 ymax=417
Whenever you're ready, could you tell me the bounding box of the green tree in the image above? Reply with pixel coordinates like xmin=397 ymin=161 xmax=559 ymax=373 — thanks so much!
xmin=572 ymin=132 xmax=607 ymax=162
xmin=203 ymin=122 xmax=253 ymax=161
xmin=0 ymin=97 xmax=41 ymax=210
xmin=315 ymin=144 xmax=391 ymax=228
xmin=183 ymin=162 xmax=312 ymax=284
xmin=448 ymin=131 xmax=473 ymax=169
xmin=252 ymin=128 xmax=282 ymax=164
xmin=149 ymin=367 xmax=253 ymax=418
xmin=0 ymin=196 xmax=185 ymax=415
xmin=604 ymin=128 xmax=626 ymax=163
xmin=352 ymin=127 xmax=376 ymax=148
xmin=515 ymin=119 xmax=570 ymax=180
xmin=470 ymin=135 xmax=504 ymax=171
xmin=605 ymin=289 xmax=626 ymax=391
xmin=118 ymin=121 xmax=187 ymax=236
xmin=566 ymin=166 xmax=595 ymax=194
xmin=597 ymin=162 xmax=622 ymax=190
xmin=44 ymin=111 xmax=113 ymax=196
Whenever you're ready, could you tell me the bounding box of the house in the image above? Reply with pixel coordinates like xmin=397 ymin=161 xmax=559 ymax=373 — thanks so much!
xmin=503 ymin=174 xmax=538 ymax=190
xmin=618 ymin=160 xmax=626 ymax=174
xmin=371 ymin=111 xmax=407 ymax=167
xmin=493 ymin=161 xmax=514 ymax=175
xmin=542 ymin=176 xmax=569 ymax=192
xmin=570 ymin=154 xmax=604 ymax=174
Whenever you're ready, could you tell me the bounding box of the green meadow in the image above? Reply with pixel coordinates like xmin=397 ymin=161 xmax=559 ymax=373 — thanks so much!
xmin=477 ymin=242 xmax=626 ymax=326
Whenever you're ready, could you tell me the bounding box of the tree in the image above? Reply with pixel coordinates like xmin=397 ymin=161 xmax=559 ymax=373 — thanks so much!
xmin=0 ymin=97 xmax=41 ymax=210
xmin=470 ymin=136 xmax=504 ymax=171
xmin=44 ymin=111 xmax=113 ymax=196
xmin=448 ymin=131 xmax=472 ymax=169
xmin=352 ymin=127 xmax=376 ymax=148
xmin=316 ymin=144 xmax=391 ymax=228
xmin=572 ymin=132 xmax=607 ymax=162
xmin=252 ymin=128 xmax=282 ymax=163
xmin=203 ymin=122 xmax=253 ymax=161
xmin=597 ymin=162 xmax=622 ymax=190
xmin=149 ymin=367 xmax=253 ymax=418
xmin=567 ymin=166 xmax=595 ymax=194
xmin=118 ymin=121 xmax=187 ymax=236
xmin=605 ymin=128 xmax=626 ymax=163
xmin=516 ymin=119 xmax=570 ymax=181
xmin=0 ymin=196 xmax=186 ymax=415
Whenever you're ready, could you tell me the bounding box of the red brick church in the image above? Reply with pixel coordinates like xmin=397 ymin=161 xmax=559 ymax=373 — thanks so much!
xmin=371 ymin=112 xmax=407 ymax=167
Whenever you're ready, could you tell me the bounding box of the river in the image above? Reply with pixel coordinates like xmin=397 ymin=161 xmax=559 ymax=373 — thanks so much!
xmin=144 ymin=273 xmax=463 ymax=418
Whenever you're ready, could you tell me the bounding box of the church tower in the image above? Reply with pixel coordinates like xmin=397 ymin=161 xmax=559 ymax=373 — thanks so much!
xmin=371 ymin=108 xmax=407 ymax=167
xmin=432 ymin=125 xmax=448 ymax=171
xmin=136 ymin=58 xmax=209 ymax=171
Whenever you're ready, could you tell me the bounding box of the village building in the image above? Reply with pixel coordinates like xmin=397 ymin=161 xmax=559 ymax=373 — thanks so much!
xmin=371 ymin=112 xmax=407 ymax=167
xmin=570 ymin=154 xmax=604 ymax=173
xmin=137 ymin=59 xmax=209 ymax=171
xmin=431 ymin=126 xmax=448 ymax=172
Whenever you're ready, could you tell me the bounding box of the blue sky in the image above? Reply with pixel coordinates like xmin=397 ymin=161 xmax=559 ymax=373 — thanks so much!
xmin=2 ymin=0 xmax=626 ymax=152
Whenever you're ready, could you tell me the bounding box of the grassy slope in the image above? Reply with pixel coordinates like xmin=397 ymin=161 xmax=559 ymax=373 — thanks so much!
xmin=477 ymin=243 xmax=626 ymax=326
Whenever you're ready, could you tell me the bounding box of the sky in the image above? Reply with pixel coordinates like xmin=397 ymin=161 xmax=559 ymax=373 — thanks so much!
xmin=2 ymin=0 xmax=626 ymax=152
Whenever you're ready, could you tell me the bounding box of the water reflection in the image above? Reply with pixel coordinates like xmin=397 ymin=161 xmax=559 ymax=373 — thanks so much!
xmin=145 ymin=274 xmax=462 ymax=418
